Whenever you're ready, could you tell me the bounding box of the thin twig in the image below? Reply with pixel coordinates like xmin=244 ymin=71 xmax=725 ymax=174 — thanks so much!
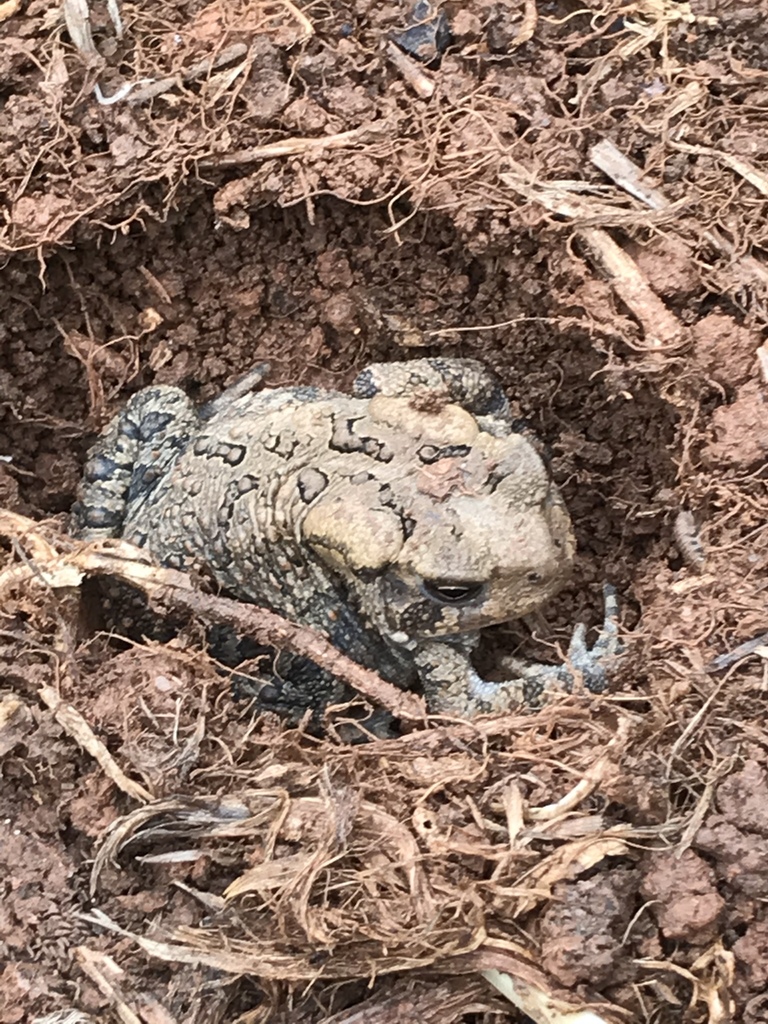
xmin=509 ymin=0 xmax=538 ymax=47
xmin=75 ymin=947 xmax=146 ymax=1024
xmin=200 ymin=124 xmax=382 ymax=168
xmin=578 ymin=227 xmax=685 ymax=350
xmin=127 ymin=43 xmax=249 ymax=105
xmin=0 ymin=512 xmax=426 ymax=723
xmin=386 ymin=40 xmax=435 ymax=99
xmin=589 ymin=139 xmax=668 ymax=211
xmin=281 ymin=0 xmax=314 ymax=40
xmin=589 ymin=136 xmax=768 ymax=314
xmin=39 ymin=683 xmax=154 ymax=803
xmin=670 ymin=140 xmax=768 ymax=200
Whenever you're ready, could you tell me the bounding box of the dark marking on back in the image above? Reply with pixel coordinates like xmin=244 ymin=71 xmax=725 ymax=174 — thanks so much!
xmin=297 ymin=468 xmax=329 ymax=503
xmin=350 ymin=369 xmax=375 ymax=398
xmin=329 ymin=415 xmax=392 ymax=462
xmin=138 ymin=410 xmax=175 ymax=441
xmin=237 ymin=474 xmax=260 ymax=495
xmin=418 ymin=444 xmax=471 ymax=464
xmin=84 ymin=454 xmax=122 ymax=483
xmin=127 ymin=462 xmax=166 ymax=502
xmin=192 ymin=436 xmax=247 ymax=466
xmin=330 ymin=416 xmax=365 ymax=454
xmin=263 ymin=433 xmax=299 ymax=459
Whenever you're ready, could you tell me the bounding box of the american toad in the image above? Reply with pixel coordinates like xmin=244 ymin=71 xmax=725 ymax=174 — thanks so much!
xmin=71 ymin=359 xmax=620 ymax=723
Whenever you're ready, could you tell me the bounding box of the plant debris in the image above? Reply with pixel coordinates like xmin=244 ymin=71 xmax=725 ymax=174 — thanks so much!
xmin=1 ymin=0 xmax=768 ymax=1021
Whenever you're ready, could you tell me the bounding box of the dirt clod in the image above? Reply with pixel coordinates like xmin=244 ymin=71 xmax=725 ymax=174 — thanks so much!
xmin=538 ymin=870 xmax=639 ymax=987
xmin=641 ymin=849 xmax=724 ymax=942
xmin=705 ymin=380 xmax=768 ymax=469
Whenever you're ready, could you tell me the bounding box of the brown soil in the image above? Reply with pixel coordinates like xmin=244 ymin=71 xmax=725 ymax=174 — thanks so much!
xmin=1 ymin=1 xmax=767 ymax=1022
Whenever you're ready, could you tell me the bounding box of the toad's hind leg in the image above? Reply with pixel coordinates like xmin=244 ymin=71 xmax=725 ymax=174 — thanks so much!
xmin=352 ymin=358 xmax=512 ymax=423
xmin=71 ymin=386 xmax=199 ymax=540
xmin=414 ymin=586 xmax=623 ymax=716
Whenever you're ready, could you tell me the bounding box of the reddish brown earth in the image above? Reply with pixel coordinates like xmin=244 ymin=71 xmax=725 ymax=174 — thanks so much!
xmin=1 ymin=1 xmax=767 ymax=1022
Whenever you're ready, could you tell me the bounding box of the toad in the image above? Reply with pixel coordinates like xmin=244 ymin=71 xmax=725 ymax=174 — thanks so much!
xmin=71 ymin=358 xmax=620 ymax=723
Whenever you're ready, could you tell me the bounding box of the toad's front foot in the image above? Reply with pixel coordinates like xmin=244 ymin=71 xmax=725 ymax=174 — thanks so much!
xmin=417 ymin=585 xmax=623 ymax=717
xmin=509 ymin=584 xmax=622 ymax=704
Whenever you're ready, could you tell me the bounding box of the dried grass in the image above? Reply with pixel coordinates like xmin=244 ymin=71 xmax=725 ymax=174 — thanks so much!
xmin=4 ymin=0 xmax=768 ymax=333
xmin=2 ymin=0 xmax=768 ymax=1020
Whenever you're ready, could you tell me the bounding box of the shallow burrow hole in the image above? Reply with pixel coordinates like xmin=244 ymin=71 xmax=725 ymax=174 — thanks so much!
xmin=3 ymin=2 xmax=768 ymax=1018
xmin=1 ymin=192 xmax=679 ymax=680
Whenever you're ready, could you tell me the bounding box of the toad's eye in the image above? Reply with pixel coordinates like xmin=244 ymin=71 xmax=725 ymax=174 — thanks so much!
xmin=422 ymin=580 xmax=484 ymax=605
